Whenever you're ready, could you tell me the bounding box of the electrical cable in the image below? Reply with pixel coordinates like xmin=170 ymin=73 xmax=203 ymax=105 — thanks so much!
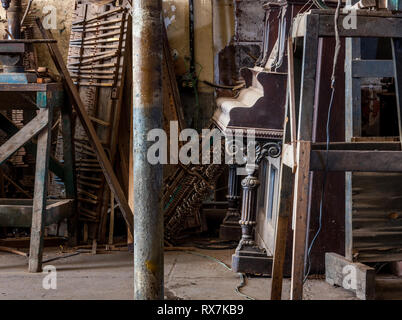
xmin=41 ymin=248 xmax=91 ymax=264
xmin=192 ymin=240 xmax=238 ymax=250
xmin=303 ymin=0 xmax=342 ymax=283
xmin=184 ymin=250 xmax=256 ymax=300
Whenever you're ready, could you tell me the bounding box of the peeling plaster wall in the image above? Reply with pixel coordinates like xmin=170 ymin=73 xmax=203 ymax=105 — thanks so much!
xmin=213 ymin=0 xmax=234 ymax=84
xmin=0 ymin=0 xmax=221 ymax=128
xmin=163 ymin=0 xmax=216 ymax=129
xmin=163 ymin=0 xmax=190 ymax=76
xmin=0 ymin=0 xmax=219 ymax=91
xmin=0 ymin=0 xmax=74 ymax=70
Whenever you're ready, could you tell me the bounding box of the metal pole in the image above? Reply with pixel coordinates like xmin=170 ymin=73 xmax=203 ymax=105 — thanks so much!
xmin=132 ymin=0 xmax=164 ymax=300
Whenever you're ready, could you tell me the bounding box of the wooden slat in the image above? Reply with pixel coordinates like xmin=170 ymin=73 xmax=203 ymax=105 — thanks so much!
xmin=310 ymin=150 xmax=402 ymax=172
xmin=351 ymin=173 xmax=402 ymax=263
xmin=36 ymin=18 xmax=134 ymax=236
xmin=271 ymin=163 xmax=294 ymax=300
xmin=292 ymin=11 xmax=402 ymax=38
xmin=392 ymin=38 xmax=402 ymax=147
xmin=311 ymin=141 xmax=401 ymax=150
xmin=28 ymin=106 xmax=52 ymax=273
xmin=0 ymin=112 xmax=65 ymax=180
xmin=0 ymin=109 xmax=49 ymax=165
xmin=352 ymin=60 xmax=394 ymax=78
xmin=290 ymin=140 xmax=311 ymax=300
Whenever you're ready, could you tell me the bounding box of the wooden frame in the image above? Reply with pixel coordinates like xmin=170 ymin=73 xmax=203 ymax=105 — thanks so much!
xmin=271 ymin=9 xmax=402 ymax=300
xmin=0 ymin=83 xmax=76 ymax=272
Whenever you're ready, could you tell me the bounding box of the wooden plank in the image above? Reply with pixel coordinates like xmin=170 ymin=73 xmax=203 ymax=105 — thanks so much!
xmin=352 ymin=60 xmax=394 ymax=78
xmin=108 ymin=193 xmax=115 ymax=245
xmin=292 ymin=11 xmax=402 ymax=39
xmin=392 ymin=38 xmax=402 ymax=146
xmin=311 ymin=141 xmax=401 ymax=150
xmin=376 ymin=275 xmax=402 ymax=300
xmin=287 ymin=37 xmax=297 ymax=171
xmin=345 ymin=171 xmax=353 ymax=260
xmin=271 ymin=91 xmax=293 ymax=300
xmin=325 ymin=252 xmax=375 ymax=300
xmin=290 ymin=140 xmax=311 ymax=300
xmin=345 ymin=38 xmax=361 ymax=140
xmin=36 ymin=18 xmax=133 ymax=236
xmin=0 ymin=83 xmax=62 ymax=92
xmin=310 ymin=150 xmax=402 ymax=172
xmin=318 ymin=14 xmax=402 ymax=38
xmin=0 ymin=111 xmax=65 ymax=180
xmin=297 ymin=14 xmax=319 ymax=141
xmin=61 ymin=100 xmax=78 ymax=246
xmin=271 ymin=164 xmax=294 ymax=300
xmin=351 ymin=172 xmax=402 ymax=262
xmin=28 ymin=107 xmax=52 ymax=273
xmin=0 ymin=109 xmax=49 ymax=165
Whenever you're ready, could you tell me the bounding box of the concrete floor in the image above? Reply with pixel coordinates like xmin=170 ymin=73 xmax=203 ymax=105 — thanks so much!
xmin=0 ymin=247 xmax=357 ymax=300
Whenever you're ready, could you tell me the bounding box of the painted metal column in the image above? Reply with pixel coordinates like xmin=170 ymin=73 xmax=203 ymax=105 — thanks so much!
xmin=132 ymin=0 xmax=164 ymax=300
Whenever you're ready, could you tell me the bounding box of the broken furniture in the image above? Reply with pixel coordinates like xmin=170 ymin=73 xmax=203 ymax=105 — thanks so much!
xmin=0 ymin=0 xmax=77 ymax=273
xmin=271 ymin=9 xmax=402 ymax=300
xmin=163 ymin=129 xmax=227 ymax=243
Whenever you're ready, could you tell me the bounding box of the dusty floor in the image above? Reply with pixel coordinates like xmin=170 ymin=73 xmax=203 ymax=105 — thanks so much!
xmin=0 ymin=247 xmax=357 ymax=300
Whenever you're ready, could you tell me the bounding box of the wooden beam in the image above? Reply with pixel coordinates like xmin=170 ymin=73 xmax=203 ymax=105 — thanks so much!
xmin=29 ymin=107 xmax=52 ymax=273
xmin=352 ymin=60 xmax=394 ymax=78
xmin=0 ymin=109 xmax=49 ymax=165
xmin=290 ymin=140 xmax=311 ymax=300
xmin=287 ymin=37 xmax=297 ymax=172
xmin=311 ymin=141 xmax=401 ymax=151
xmin=310 ymin=150 xmax=402 ymax=172
xmin=292 ymin=11 xmax=402 ymax=39
xmin=271 ymin=163 xmax=294 ymax=300
xmin=36 ymin=18 xmax=133 ymax=236
xmin=392 ymin=38 xmax=402 ymax=147
xmin=0 ymin=112 xmax=65 ymax=179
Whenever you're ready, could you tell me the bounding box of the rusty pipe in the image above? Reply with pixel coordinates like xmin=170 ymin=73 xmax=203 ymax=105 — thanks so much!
xmin=132 ymin=0 xmax=164 ymax=300
xmin=7 ymin=0 xmax=22 ymax=40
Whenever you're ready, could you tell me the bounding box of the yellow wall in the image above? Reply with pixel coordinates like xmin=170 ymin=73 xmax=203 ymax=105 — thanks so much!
xmin=0 ymin=0 xmax=74 ymax=63
xmin=0 ymin=0 xmax=230 ymax=95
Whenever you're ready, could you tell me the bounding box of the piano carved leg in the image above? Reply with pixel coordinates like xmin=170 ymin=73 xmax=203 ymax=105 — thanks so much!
xmin=231 ymin=141 xmax=281 ymax=275
xmin=219 ymin=164 xmax=242 ymax=240
xmin=231 ymin=164 xmax=272 ymax=275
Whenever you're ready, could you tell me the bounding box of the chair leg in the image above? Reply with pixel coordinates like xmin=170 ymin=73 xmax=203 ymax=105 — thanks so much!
xmin=290 ymin=140 xmax=311 ymax=300
xmin=29 ymin=110 xmax=52 ymax=273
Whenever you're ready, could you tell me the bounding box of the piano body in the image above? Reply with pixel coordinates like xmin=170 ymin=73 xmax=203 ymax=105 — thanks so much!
xmin=213 ymin=0 xmax=308 ymax=275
